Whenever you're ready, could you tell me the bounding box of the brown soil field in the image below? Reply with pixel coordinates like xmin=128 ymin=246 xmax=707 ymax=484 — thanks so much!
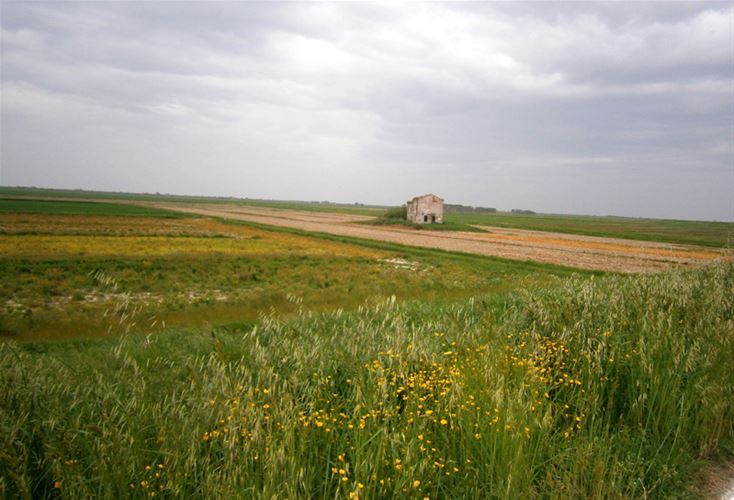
xmin=147 ymin=203 xmax=731 ymax=273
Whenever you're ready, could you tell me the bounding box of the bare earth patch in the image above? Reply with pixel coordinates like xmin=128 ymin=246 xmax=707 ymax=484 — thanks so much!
xmin=146 ymin=203 xmax=731 ymax=273
xmin=696 ymin=461 xmax=734 ymax=499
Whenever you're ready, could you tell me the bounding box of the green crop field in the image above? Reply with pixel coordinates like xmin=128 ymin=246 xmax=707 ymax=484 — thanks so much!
xmin=0 ymin=198 xmax=186 ymax=218
xmin=444 ymin=211 xmax=734 ymax=248
xmin=0 ymin=198 xmax=732 ymax=499
xmin=0 ymin=187 xmax=384 ymax=217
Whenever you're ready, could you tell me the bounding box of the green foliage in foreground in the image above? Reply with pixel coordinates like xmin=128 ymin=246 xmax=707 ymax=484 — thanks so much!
xmin=0 ymin=198 xmax=185 ymax=218
xmin=2 ymin=264 xmax=733 ymax=498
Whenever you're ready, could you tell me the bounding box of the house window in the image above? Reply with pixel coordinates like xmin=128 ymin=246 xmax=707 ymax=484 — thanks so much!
xmin=424 ymin=215 xmax=428 ymax=222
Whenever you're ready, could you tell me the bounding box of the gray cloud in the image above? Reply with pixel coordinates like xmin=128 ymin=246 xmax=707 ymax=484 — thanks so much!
xmin=1 ymin=1 xmax=732 ymax=220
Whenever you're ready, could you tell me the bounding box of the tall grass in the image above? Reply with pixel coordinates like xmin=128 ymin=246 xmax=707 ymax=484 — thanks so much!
xmin=1 ymin=264 xmax=732 ymax=498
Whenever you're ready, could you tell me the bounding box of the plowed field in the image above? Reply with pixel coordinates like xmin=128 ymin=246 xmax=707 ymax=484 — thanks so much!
xmin=149 ymin=203 xmax=730 ymax=273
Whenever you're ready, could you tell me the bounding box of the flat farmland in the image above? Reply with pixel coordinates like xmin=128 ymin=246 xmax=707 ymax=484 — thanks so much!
xmin=149 ymin=202 xmax=731 ymax=273
xmin=446 ymin=211 xmax=734 ymax=247
xmin=0 ymin=205 xmax=574 ymax=341
xmin=1 ymin=196 xmax=733 ymax=499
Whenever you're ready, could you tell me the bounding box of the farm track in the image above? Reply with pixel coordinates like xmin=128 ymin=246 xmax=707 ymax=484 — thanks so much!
xmin=148 ymin=203 xmax=730 ymax=273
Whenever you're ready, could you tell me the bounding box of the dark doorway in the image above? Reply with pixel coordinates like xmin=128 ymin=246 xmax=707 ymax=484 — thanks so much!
xmin=424 ymin=215 xmax=428 ymax=222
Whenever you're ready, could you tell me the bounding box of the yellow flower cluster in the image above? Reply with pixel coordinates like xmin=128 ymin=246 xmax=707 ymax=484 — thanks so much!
xmin=128 ymin=463 xmax=168 ymax=496
xmin=505 ymin=332 xmax=587 ymax=436
xmin=201 ymin=387 xmax=278 ymax=449
xmin=195 ymin=330 xmax=599 ymax=496
xmin=298 ymin=339 xmax=503 ymax=493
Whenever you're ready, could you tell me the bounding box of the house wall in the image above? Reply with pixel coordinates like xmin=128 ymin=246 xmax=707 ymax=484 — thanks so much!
xmin=407 ymin=195 xmax=444 ymax=224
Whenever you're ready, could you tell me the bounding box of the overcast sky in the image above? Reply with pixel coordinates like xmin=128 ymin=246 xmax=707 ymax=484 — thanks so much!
xmin=1 ymin=1 xmax=732 ymax=220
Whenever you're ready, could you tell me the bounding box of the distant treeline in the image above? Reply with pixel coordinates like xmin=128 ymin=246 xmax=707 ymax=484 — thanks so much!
xmin=444 ymin=204 xmax=497 ymax=214
xmin=444 ymin=204 xmax=538 ymax=215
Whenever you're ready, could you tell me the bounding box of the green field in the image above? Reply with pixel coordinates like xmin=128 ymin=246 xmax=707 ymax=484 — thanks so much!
xmin=0 ymin=211 xmax=576 ymax=341
xmin=364 ymin=217 xmax=488 ymax=234
xmin=0 ymin=194 xmax=732 ymax=498
xmin=444 ymin=212 xmax=734 ymax=248
xmin=2 ymin=264 xmax=732 ymax=498
xmin=0 ymin=198 xmax=186 ymax=218
xmin=0 ymin=187 xmax=383 ymax=216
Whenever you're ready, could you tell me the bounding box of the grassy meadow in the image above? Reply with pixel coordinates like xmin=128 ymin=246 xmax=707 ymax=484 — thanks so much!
xmin=0 ymin=199 xmax=574 ymax=341
xmin=1 ymin=195 xmax=732 ymax=498
xmin=2 ymin=264 xmax=732 ymax=498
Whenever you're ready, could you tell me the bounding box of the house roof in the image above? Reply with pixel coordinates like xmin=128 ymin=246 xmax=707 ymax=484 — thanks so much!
xmin=408 ymin=193 xmax=444 ymax=203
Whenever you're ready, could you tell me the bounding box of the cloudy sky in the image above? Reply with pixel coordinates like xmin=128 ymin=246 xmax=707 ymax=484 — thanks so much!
xmin=1 ymin=1 xmax=732 ymax=220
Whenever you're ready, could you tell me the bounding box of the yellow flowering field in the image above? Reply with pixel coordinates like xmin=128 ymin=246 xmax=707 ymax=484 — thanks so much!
xmin=0 ymin=217 xmax=381 ymax=260
xmin=0 ymin=212 xmax=569 ymax=340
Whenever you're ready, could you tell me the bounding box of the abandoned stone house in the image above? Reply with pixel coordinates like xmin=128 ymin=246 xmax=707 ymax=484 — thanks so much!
xmin=406 ymin=193 xmax=444 ymax=224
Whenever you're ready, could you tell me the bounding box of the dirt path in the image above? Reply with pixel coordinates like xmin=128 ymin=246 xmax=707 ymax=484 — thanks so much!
xmin=147 ymin=202 xmax=729 ymax=273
